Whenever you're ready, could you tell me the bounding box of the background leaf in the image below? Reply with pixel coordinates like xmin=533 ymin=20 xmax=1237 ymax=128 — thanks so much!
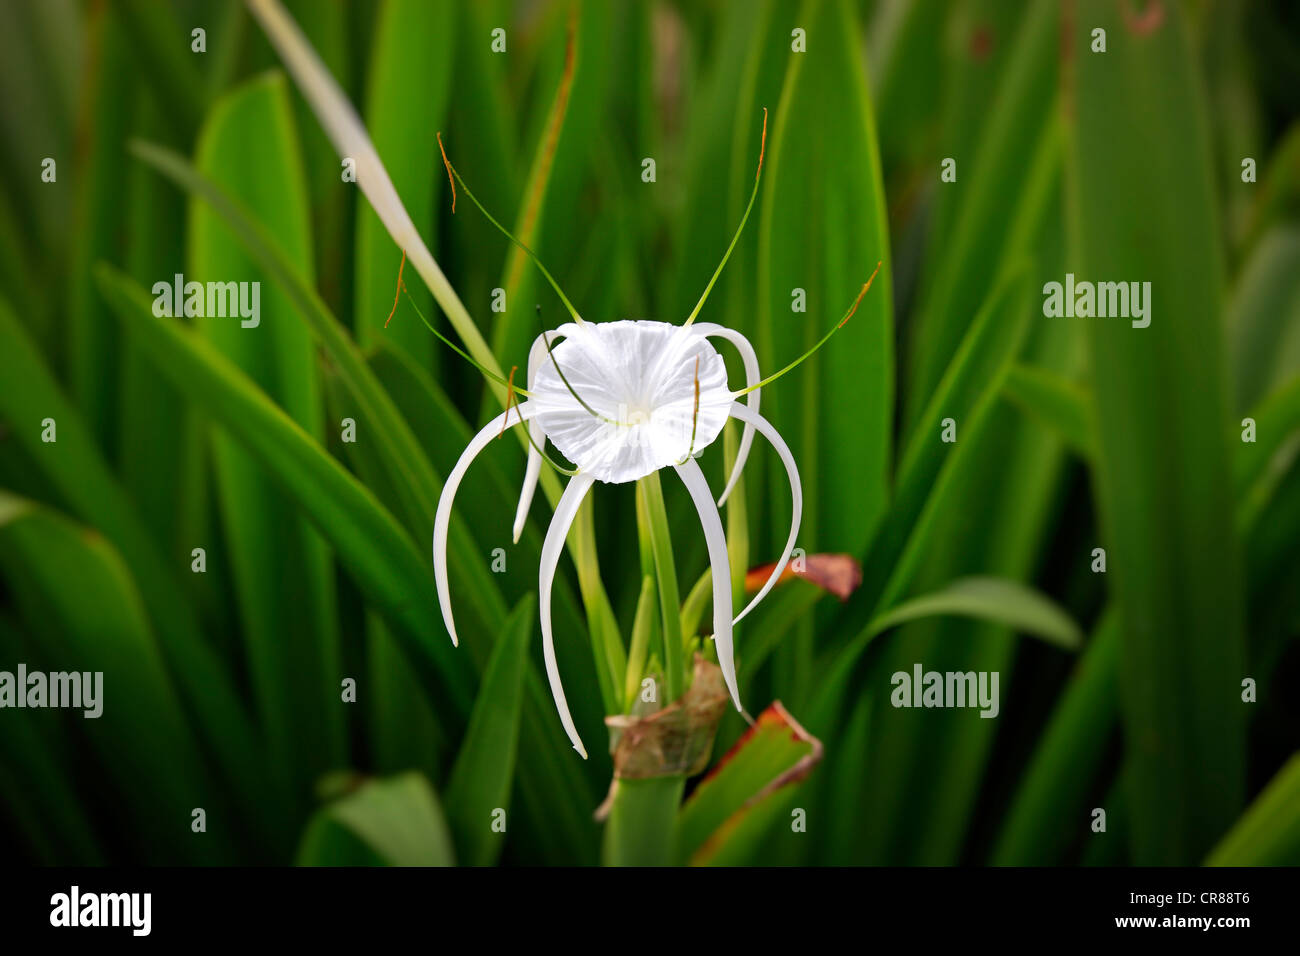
xmin=1069 ymin=1 xmax=1245 ymax=864
xmin=297 ymin=773 xmax=455 ymax=867
xmin=1 ymin=0 xmax=1297 ymax=870
xmin=1206 ymin=753 xmax=1300 ymax=866
xmin=676 ymin=701 xmax=822 ymax=866
xmin=443 ymin=595 xmax=535 ymax=867
xmin=190 ymin=71 xmax=344 ymax=813
xmin=867 ymin=576 xmax=1083 ymax=651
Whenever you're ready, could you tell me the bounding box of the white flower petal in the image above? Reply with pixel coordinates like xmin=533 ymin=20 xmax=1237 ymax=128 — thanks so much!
xmin=513 ymin=442 xmax=543 ymax=546
xmin=540 ymin=473 xmax=596 ymax=759
xmin=531 ymin=321 xmax=732 ymax=483
xmin=513 ymin=324 xmax=578 ymax=543
xmin=434 ymin=401 xmax=535 ymax=647
xmin=246 ymin=0 xmax=480 ymax=361
xmin=727 ymin=402 xmax=802 ymax=625
xmin=692 ymin=323 xmax=761 ymax=506
xmin=674 ymin=457 xmax=741 ymax=712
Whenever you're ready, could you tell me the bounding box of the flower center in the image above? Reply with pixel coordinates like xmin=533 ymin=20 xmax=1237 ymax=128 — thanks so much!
xmin=530 ymin=320 xmax=732 ymax=483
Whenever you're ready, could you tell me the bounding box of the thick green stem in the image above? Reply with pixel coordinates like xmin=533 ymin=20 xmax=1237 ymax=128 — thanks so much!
xmin=601 ymin=776 xmax=686 ymax=866
xmin=601 ymin=477 xmax=697 ymax=866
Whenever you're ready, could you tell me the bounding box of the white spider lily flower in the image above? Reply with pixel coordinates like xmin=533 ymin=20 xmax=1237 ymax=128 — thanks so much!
xmin=512 ymin=321 xmax=760 ymax=541
xmin=246 ymin=0 xmax=871 ymax=762
xmin=435 ymin=319 xmax=802 ymax=757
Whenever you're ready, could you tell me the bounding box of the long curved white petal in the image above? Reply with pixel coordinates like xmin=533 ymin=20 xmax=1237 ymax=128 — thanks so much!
xmin=513 ymin=441 xmax=544 ymax=545
xmin=512 ymin=324 xmax=577 ymax=543
xmin=434 ymin=401 xmax=535 ymax=648
xmin=727 ymin=402 xmax=801 ymax=625
xmin=674 ymin=457 xmax=741 ymax=712
xmin=692 ymin=324 xmax=760 ymax=506
xmin=246 ymin=0 xmax=494 ymax=370
xmin=540 ymin=473 xmax=596 ymax=759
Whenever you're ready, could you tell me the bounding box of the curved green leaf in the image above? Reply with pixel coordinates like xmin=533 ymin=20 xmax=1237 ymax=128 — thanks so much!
xmin=444 ymin=595 xmax=535 ymax=866
xmin=0 ymin=492 xmax=229 ymax=863
xmin=128 ymin=142 xmax=613 ymax=736
xmin=129 ymin=139 xmax=510 ymax=655
xmin=991 ymin=608 xmax=1120 ymax=865
xmin=297 ymin=773 xmax=455 ymax=866
xmin=93 ymin=264 xmax=476 ymax=717
xmin=857 ymin=264 xmax=1033 ymax=620
xmin=67 ymin=4 xmax=134 ymax=450
xmin=190 ymin=71 xmax=343 ymax=806
xmin=0 ymin=296 xmax=272 ymax=827
xmin=905 ymin=0 xmax=1057 ymax=427
xmin=98 ymin=263 xmax=601 ymax=862
xmin=354 ymin=0 xmax=455 ymax=363
xmin=759 ymin=0 xmax=893 ymax=560
xmin=1237 ymin=373 xmax=1300 ymax=526
xmin=677 ymin=701 xmax=822 ymax=866
xmin=1206 ymin=753 xmax=1300 ymax=866
xmin=488 ymin=0 xmax=612 ymax=373
xmin=1002 ymin=364 xmax=1096 ymax=461
xmin=1229 ymin=224 xmax=1300 ymax=412
xmin=867 ymin=576 xmax=1082 ymax=650
xmin=1069 ymin=1 xmax=1244 ymax=863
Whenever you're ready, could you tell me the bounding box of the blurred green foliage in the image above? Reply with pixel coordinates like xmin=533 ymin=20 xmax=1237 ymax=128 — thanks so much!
xmin=0 ymin=0 xmax=1298 ymax=866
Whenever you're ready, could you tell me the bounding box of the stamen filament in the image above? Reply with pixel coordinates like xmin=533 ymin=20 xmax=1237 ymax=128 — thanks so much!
xmin=502 ymin=381 xmax=580 ymax=476
xmin=397 ymin=285 xmax=534 ymax=396
xmin=541 ymin=329 xmax=619 ymax=426
xmin=519 ymin=424 xmax=580 ymax=476
xmin=533 ymin=303 xmax=600 ymax=418
xmin=731 ymin=260 xmax=884 ymax=399
xmin=690 ymin=355 xmax=701 ymax=455
xmin=438 ymin=132 xmax=585 ymax=326
xmin=678 ymin=355 xmax=702 ymax=464
xmin=683 ymin=108 xmax=767 ymax=328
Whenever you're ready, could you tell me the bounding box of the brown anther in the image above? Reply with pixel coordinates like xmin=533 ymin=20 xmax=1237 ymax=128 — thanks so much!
xmin=839 ymin=260 xmax=884 ymax=329
xmin=436 ymin=131 xmax=456 ymax=213
xmin=384 ymin=249 xmax=407 ymax=328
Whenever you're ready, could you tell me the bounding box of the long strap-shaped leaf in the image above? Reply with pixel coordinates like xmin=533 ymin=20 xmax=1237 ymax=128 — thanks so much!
xmin=1206 ymin=753 xmax=1300 ymax=866
xmin=0 ymin=493 xmax=231 ymax=863
xmin=98 ymin=266 xmax=601 ymax=860
xmin=127 ymin=142 xmax=602 ymax=855
xmin=0 ymin=296 xmax=275 ymax=840
xmin=94 ymin=265 xmax=475 ymax=717
xmin=443 ymin=596 xmax=536 ymax=867
xmin=296 ymin=772 xmax=455 ymax=866
xmin=1071 ymin=1 xmax=1244 ymax=863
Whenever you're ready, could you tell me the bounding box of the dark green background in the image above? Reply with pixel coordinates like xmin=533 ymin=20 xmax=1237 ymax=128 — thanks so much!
xmin=0 ymin=0 xmax=1298 ymax=866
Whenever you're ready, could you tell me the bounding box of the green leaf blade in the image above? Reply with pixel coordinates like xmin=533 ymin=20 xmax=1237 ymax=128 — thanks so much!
xmin=190 ymin=71 xmax=345 ymax=807
xmin=1069 ymin=3 xmax=1245 ymax=864
xmin=297 ymin=773 xmax=455 ymax=866
xmin=444 ymin=596 xmax=535 ymax=867
xmin=867 ymin=576 xmax=1083 ymax=651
